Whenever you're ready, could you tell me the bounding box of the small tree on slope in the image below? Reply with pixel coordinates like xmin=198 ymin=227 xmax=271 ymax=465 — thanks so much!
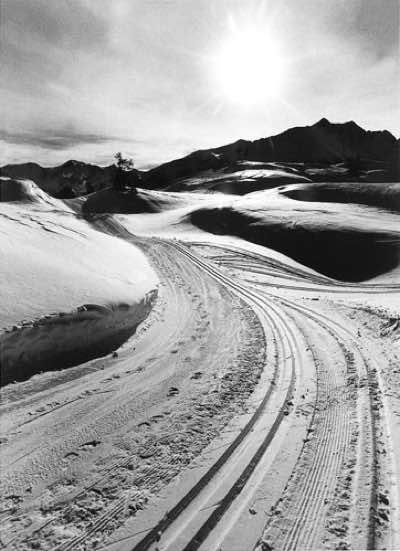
xmin=114 ymin=152 xmax=135 ymax=191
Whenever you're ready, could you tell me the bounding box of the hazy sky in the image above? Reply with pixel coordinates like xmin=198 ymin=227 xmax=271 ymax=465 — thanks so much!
xmin=1 ymin=0 xmax=399 ymax=168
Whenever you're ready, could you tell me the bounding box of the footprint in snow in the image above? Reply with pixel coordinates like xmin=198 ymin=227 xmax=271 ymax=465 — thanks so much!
xmin=150 ymin=414 xmax=164 ymax=423
xmin=80 ymin=440 xmax=101 ymax=450
xmin=64 ymin=451 xmax=79 ymax=459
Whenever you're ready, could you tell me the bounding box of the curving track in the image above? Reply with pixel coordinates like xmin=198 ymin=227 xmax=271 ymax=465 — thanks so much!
xmin=1 ymin=221 xmax=398 ymax=551
xmin=97 ymin=236 xmax=399 ymax=551
xmin=0 ymin=231 xmax=264 ymax=551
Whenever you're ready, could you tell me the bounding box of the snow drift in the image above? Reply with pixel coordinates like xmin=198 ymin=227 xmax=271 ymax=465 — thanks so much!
xmin=0 ymin=179 xmax=158 ymax=385
xmin=0 ymin=292 xmax=157 ymax=386
xmin=0 ymin=176 xmax=65 ymax=207
xmin=161 ymin=162 xmax=311 ymax=195
xmin=82 ymin=187 xmax=185 ymax=214
xmin=187 ymin=187 xmax=400 ymax=282
xmin=282 ymin=182 xmax=400 ymax=213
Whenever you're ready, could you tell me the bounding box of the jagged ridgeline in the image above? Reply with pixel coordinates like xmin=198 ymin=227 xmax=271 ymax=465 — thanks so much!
xmin=1 ymin=119 xmax=399 ymax=198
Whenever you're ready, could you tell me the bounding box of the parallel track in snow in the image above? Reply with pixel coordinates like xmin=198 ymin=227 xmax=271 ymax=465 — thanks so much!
xmin=190 ymin=241 xmax=400 ymax=294
xmin=7 ymin=231 xmax=389 ymax=551
xmin=124 ymin=241 xmax=382 ymax=551
xmin=258 ymin=301 xmax=376 ymax=551
xmin=260 ymin=292 xmax=388 ymax=550
xmin=4 ymin=236 xmax=257 ymax=551
xmin=190 ymin=242 xmax=388 ymax=549
xmin=127 ymin=241 xmax=300 ymax=550
xmin=185 ymin=245 xmax=378 ymax=550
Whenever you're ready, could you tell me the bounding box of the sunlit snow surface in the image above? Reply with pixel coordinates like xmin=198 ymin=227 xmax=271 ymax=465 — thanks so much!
xmin=0 ymin=178 xmax=159 ymax=383
xmin=0 ymin=178 xmax=158 ymax=328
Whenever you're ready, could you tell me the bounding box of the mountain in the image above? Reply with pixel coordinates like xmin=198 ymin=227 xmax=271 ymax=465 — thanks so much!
xmin=0 ymin=160 xmax=145 ymax=198
xmin=1 ymin=119 xmax=398 ymax=197
xmin=0 ymin=160 xmax=119 ymax=198
xmin=145 ymin=118 xmax=399 ymax=186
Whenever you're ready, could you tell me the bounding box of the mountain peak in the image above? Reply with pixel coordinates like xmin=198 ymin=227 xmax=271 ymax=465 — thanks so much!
xmin=343 ymin=120 xmax=363 ymax=131
xmin=315 ymin=117 xmax=331 ymax=126
xmin=61 ymin=160 xmax=86 ymax=168
xmin=314 ymin=118 xmax=365 ymax=132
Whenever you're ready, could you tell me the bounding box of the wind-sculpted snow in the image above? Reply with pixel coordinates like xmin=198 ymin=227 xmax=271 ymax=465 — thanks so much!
xmin=0 ymin=176 xmax=69 ymax=209
xmin=0 ymin=180 xmax=159 ymax=386
xmin=189 ymin=205 xmax=400 ymax=281
xmin=86 ymin=180 xmax=400 ymax=284
xmin=164 ymin=164 xmax=311 ymax=194
xmin=1 ymin=121 xmax=399 ymax=550
xmin=0 ymin=292 xmax=157 ymax=386
xmin=1 ymin=209 xmax=399 ymax=550
xmin=0 ymin=191 xmax=158 ymax=327
xmin=283 ymin=182 xmax=400 ymax=213
xmin=82 ymin=187 xmax=186 ymax=214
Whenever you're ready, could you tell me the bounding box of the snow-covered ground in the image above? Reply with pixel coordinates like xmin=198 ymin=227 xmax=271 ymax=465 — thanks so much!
xmin=0 ymin=177 xmax=158 ymax=383
xmin=1 ymin=175 xmax=400 ymax=551
xmin=93 ymin=183 xmax=399 ymax=283
xmin=0 ymin=178 xmax=158 ymax=327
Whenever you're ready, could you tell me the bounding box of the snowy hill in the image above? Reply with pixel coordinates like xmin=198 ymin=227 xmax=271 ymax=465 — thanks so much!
xmin=0 ymin=178 xmax=158 ymax=384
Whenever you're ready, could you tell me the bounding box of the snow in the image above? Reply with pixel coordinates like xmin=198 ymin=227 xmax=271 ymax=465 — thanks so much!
xmin=1 ymin=176 xmax=400 ymax=550
xmin=0 ymin=178 xmax=158 ymax=382
xmin=105 ymin=183 xmax=400 ymax=284
xmin=0 ymin=176 xmax=63 ymax=207
xmin=230 ymin=168 xmax=309 ymax=181
xmin=0 ymin=187 xmax=158 ymax=328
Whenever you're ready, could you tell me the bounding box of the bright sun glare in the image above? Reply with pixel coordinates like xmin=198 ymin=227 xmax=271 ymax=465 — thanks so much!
xmin=212 ymin=27 xmax=285 ymax=106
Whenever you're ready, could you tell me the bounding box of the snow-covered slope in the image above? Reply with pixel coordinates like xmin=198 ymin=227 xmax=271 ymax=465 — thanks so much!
xmin=163 ymin=163 xmax=311 ymax=194
xmin=94 ymin=179 xmax=400 ymax=284
xmin=0 ymin=178 xmax=158 ymax=384
xmin=187 ymin=186 xmax=400 ymax=282
xmin=0 ymin=176 xmax=67 ymax=207
xmin=82 ymin=186 xmax=186 ymax=214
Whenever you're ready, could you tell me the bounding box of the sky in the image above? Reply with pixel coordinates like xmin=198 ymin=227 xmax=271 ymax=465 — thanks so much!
xmin=1 ymin=0 xmax=399 ymax=168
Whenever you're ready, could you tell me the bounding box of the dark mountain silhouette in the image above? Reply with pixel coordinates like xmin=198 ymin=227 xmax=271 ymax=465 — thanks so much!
xmin=145 ymin=118 xmax=399 ymax=186
xmin=1 ymin=119 xmax=398 ymax=197
xmin=0 ymin=160 xmax=142 ymax=198
xmin=0 ymin=160 xmax=117 ymax=197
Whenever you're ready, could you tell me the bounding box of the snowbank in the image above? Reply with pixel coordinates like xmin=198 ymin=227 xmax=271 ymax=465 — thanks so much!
xmin=0 ymin=176 xmax=66 ymax=208
xmin=186 ymin=189 xmax=400 ymax=282
xmin=0 ymin=179 xmax=158 ymax=384
xmin=282 ymin=182 xmax=400 ymax=213
xmin=82 ymin=187 xmax=185 ymax=214
xmin=0 ymin=292 xmax=157 ymax=386
xmin=165 ymin=164 xmax=310 ymax=194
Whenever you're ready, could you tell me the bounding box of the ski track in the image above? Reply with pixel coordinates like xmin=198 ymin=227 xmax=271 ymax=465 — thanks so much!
xmin=1 ymin=220 xmax=398 ymax=551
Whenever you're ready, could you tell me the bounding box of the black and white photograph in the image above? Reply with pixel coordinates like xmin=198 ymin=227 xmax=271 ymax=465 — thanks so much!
xmin=0 ymin=1 xmax=399 ymax=549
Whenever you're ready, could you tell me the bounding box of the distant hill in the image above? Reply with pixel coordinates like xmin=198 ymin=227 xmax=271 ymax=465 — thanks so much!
xmin=0 ymin=160 xmax=119 ymax=198
xmin=0 ymin=160 xmax=143 ymax=198
xmin=1 ymin=119 xmax=398 ymax=197
xmin=145 ymin=118 xmax=399 ymax=187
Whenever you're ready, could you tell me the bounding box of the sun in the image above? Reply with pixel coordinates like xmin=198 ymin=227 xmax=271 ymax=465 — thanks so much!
xmin=211 ymin=27 xmax=285 ymax=106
